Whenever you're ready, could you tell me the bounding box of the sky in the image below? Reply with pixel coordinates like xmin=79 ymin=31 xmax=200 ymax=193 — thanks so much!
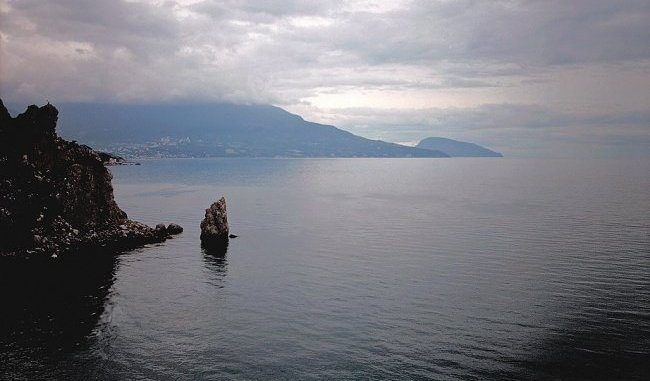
xmin=1 ymin=0 xmax=649 ymax=157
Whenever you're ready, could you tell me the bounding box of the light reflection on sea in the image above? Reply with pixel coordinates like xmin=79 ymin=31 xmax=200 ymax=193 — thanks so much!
xmin=1 ymin=158 xmax=649 ymax=380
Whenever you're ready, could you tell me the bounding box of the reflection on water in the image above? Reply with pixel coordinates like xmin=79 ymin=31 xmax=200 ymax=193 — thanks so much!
xmin=0 ymin=253 xmax=118 ymax=379
xmin=1 ymin=158 xmax=649 ymax=380
xmin=524 ymin=317 xmax=650 ymax=380
xmin=201 ymin=238 xmax=229 ymax=257
xmin=202 ymin=242 xmax=229 ymax=288
xmin=522 ymin=283 xmax=650 ymax=380
xmin=110 ymin=157 xmax=312 ymax=187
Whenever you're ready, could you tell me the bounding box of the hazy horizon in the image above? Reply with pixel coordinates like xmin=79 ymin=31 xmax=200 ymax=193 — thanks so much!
xmin=1 ymin=0 xmax=649 ymax=158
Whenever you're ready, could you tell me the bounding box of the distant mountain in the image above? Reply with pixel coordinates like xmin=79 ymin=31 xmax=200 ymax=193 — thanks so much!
xmin=416 ymin=137 xmax=502 ymax=157
xmin=53 ymin=103 xmax=448 ymax=158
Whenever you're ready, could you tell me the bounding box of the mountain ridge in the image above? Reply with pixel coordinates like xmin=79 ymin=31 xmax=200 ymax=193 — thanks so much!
xmin=417 ymin=137 xmax=502 ymax=157
xmin=52 ymin=102 xmax=449 ymax=158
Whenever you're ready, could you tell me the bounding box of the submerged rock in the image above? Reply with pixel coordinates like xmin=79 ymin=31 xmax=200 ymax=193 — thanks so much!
xmin=200 ymin=197 xmax=229 ymax=248
xmin=0 ymin=99 xmax=181 ymax=257
xmin=167 ymin=223 xmax=183 ymax=235
xmin=154 ymin=224 xmax=167 ymax=238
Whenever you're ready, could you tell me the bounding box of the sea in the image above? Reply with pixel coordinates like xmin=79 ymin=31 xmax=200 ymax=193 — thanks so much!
xmin=1 ymin=158 xmax=649 ymax=380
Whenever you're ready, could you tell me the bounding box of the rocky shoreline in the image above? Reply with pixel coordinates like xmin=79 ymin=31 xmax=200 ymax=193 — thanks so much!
xmin=0 ymin=99 xmax=181 ymax=257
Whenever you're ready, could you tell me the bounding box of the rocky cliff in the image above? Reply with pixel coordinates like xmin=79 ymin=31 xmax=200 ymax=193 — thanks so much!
xmin=0 ymin=99 xmax=179 ymax=257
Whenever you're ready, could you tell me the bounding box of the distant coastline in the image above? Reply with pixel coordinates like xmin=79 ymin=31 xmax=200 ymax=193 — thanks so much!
xmin=54 ymin=103 xmax=451 ymax=158
xmin=417 ymin=137 xmax=502 ymax=157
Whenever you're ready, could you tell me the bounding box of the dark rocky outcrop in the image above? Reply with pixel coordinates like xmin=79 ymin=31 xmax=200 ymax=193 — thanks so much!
xmin=97 ymin=151 xmax=126 ymax=165
xmin=97 ymin=151 xmax=140 ymax=166
xmin=200 ymin=197 xmax=229 ymax=250
xmin=167 ymin=223 xmax=183 ymax=235
xmin=0 ymin=99 xmax=181 ymax=257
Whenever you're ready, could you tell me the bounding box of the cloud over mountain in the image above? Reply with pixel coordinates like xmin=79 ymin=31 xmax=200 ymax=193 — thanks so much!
xmin=1 ymin=0 xmax=648 ymax=157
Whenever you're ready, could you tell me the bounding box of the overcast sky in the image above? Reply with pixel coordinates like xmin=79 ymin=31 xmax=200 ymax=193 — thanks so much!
xmin=1 ymin=0 xmax=649 ymax=157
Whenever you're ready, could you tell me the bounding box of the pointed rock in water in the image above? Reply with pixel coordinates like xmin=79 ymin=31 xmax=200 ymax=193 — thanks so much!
xmin=200 ymin=197 xmax=229 ymax=247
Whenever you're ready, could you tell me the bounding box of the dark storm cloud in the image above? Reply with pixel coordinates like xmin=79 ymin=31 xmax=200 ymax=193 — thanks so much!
xmin=0 ymin=0 xmax=648 ymax=156
xmin=2 ymin=0 xmax=649 ymax=100
xmin=5 ymin=0 xmax=179 ymax=55
xmin=254 ymin=0 xmax=650 ymax=67
xmin=192 ymin=0 xmax=337 ymax=20
xmin=395 ymin=0 xmax=650 ymax=65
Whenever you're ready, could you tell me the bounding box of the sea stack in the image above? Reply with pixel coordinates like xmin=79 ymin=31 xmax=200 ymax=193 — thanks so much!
xmin=200 ymin=197 xmax=229 ymax=249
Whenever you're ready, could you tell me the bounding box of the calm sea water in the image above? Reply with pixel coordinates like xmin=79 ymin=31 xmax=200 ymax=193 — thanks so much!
xmin=1 ymin=158 xmax=649 ymax=380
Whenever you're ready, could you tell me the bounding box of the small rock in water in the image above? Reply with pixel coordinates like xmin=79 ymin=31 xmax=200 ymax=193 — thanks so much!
xmin=167 ymin=223 xmax=183 ymax=235
xmin=200 ymin=197 xmax=229 ymax=248
xmin=229 ymin=234 xmax=238 ymax=238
